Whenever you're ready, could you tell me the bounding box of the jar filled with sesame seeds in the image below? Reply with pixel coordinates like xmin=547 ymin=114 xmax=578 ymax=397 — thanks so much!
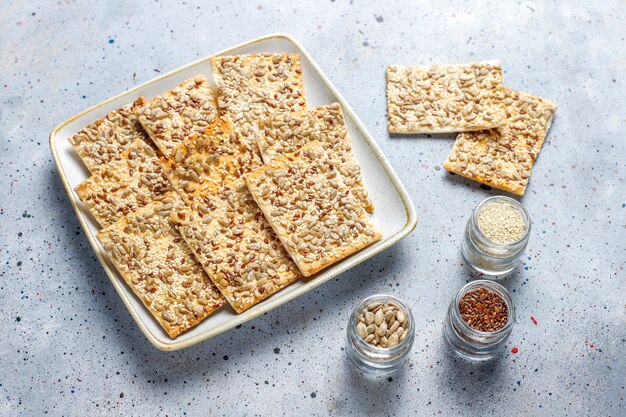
xmin=346 ymin=294 xmax=415 ymax=375
xmin=462 ymin=196 xmax=531 ymax=276
xmin=444 ymin=280 xmax=515 ymax=360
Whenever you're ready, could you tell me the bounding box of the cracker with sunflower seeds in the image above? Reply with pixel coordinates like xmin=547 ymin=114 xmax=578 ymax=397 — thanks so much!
xmin=245 ymin=141 xmax=382 ymax=277
xmin=211 ymin=53 xmax=306 ymax=149
xmin=386 ymin=61 xmax=506 ymax=134
xmin=443 ymin=88 xmax=558 ymax=196
xmin=75 ymin=139 xmax=172 ymax=227
xmin=97 ymin=192 xmax=226 ymax=338
xmin=69 ymin=100 xmax=152 ymax=173
xmin=134 ymin=75 xmax=219 ymax=158
xmin=255 ymin=103 xmax=374 ymax=212
xmin=160 ymin=117 xmax=263 ymax=205
xmin=173 ymin=180 xmax=302 ymax=313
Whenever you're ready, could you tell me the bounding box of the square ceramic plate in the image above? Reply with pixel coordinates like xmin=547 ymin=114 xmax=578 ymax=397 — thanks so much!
xmin=50 ymin=33 xmax=417 ymax=351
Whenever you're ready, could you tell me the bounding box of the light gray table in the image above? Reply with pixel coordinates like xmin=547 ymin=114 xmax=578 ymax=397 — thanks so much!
xmin=1 ymin=1 xmax=624 ymax=415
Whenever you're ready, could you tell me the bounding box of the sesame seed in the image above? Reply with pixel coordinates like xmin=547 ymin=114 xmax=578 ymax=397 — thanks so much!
xmin=477 ymin=201 xmax=525 ymax=244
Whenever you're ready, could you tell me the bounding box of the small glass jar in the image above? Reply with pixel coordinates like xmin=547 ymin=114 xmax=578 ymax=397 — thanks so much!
xmin=346 ymin=294 xmax=415 ymax=375
xmin=444 ymin=280 xmax=515 ymax=360
xmin=462 ymin=196 xmax=531 ymax=276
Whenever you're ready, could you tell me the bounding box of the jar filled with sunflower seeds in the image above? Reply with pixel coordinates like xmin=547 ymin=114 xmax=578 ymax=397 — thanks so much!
xmin=462 ymin=196 xmax=531 ymax=276
xmin=346 ymin=294 xmax=415 ymax=375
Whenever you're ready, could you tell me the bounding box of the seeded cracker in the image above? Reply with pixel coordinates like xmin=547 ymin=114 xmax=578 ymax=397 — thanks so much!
xmin=174 ymin=180 xmax=301 ymax=313
xmin=443 ymin=88 xmax=558 ymax=196
xmin=69 ymin=100 xmax=152 ymax=173
xmin=386 ymin=61 xmax=505 ymax=134
xmin=97 ymin=192 xmax=225 ymax=338
xmin=134 ymin=75 xmax=219 ymax=159
xmin=255 ymin=103 xmax=374 ymax=212
xmin=161 ymin=117 xmax=263 ymax=205
xmin=211 ymin=53 xmax=306 ymax=149
xmin=75 ymin=139 xmax=173 ymax=228
xmin=245 ymin=141 xmax=382 ymax=277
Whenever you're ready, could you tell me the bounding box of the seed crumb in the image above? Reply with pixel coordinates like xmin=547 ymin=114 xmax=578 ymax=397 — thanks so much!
xmin=477 ymin=201 xmax=525 ymax=244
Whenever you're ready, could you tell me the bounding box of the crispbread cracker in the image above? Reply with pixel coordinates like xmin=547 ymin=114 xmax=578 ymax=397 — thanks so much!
xmin=160 ymin=117 xmax=263 ymax=205
xmin=386 ymin=61 xmax=505 ymax=134
xmin=245 ymin=141 xmax=382 ymax=277
xmin=211 ymin=53 xmax=306 ymax=149
xmin=173 ymin=180 xmax=301 ymax=313
xmin=211 ymin=53 xmax=306 ymax=121
xmin=69 ymin=100 xmax=151 ymax=173
xmin=255 ymin=103 xmax=374 ymax=212
xmin=134 ymin=75 xmax=219 ymax=158
xmin=443 ymin=88 xmax=558 ymax=196
xmin=97 ymin=192 xmax=225 ymax=339
xmin=75 ymin=139 xmax=173 ymax=227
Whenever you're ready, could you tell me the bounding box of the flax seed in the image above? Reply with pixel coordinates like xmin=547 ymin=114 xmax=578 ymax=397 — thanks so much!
xmin=459 ymin=288 xmax=509 ymax=332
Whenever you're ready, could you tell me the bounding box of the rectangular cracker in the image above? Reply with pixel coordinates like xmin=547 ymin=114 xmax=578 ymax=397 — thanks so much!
xmin=173 ymin=180 xmax=302 ymax=313
xmin=245 ymin=141 xmax=382 ymax=277
xmin=160 ymin=117 xmax=263 ymax=205
xmin=255 ymin=103 xmax=374 ymax=212
xmin=134 ymin=75 xmax=219 ymax=159
xmin=211 ymin=53 xmax=306 ymax=120
xmin=97 ymin=192 xmax=225 ymax=338
xmin=386 ymin=61 xmax=506 ymax=134
xmin=443 ymin=88 xmax=558 ymax=196
xmin=211 ymin=53 xmax=306 ymax=149
xmin=75 ymin=139 xmax=173 ymax=227
xmin=69 ymin=100 xmax=151 ymax=173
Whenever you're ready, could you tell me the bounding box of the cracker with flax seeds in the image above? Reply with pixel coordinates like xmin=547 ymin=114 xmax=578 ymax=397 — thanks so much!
xmin=173 ymin=180 xmax=302 ymax=313
xmin=255 ymin=103 xmax=374 ymax=212
xmin=245 ymin=141 xmax=382 ymax=277
xmin=386 ymin=61 xmax=506 ymax=134
xmin=211 ymin=53 xmax=306 ymax=149
xmin=443 ymin=88 xmax=558 ymax=196
xmin=69 ymin=100 xmax=152 ymax=173
xmin=75 ymin=139 xmax=173 ymax=228
xmin=97 ymin=192 xmax=226 ymax=339
xmin=134 ymin=75 xmax=219 ymax=159
xmin=160 ymin=117 xmax=263 ymax=205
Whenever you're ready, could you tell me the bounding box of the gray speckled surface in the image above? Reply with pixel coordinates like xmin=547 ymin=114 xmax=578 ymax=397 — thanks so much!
xmin=1 ymin=0 xmax=624 ymax=415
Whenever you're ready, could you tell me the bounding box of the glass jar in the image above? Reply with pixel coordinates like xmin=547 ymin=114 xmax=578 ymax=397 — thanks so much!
xmin=444 ymin=280 xmax=515 ymax=360
xmin=346 ymin=294 xmax=415 ymax=375
xmin=461 ymin=196 xmax=531 ymax=276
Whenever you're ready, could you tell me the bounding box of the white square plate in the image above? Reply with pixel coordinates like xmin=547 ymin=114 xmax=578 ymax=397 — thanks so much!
xmin=50 ymin=33 xmax=417 ymax=350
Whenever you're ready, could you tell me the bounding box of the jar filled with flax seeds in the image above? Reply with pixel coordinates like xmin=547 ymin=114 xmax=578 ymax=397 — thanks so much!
xmin=444 ymin=280 xmax=515 ymax=360
xmin=462 ymin=196 xmax=531 ymax=276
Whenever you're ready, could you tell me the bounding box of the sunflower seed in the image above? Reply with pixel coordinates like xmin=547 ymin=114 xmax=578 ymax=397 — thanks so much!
xmin=354 ymin=301 xmax=410 ymax=349
xmin=356 ymin=322 xmax=367 ymax=339
xmin=374 ymin=309 xmax=384 ymax=326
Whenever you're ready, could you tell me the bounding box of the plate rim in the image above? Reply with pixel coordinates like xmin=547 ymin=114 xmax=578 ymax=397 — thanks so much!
xmin=49 ymin=32 xmax=418 ymax=351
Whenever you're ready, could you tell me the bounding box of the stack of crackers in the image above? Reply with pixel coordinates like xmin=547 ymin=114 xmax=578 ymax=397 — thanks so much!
xmin=386 ymin=60 xmax=558 ymax=196
xmin=70 ymin=53 xmax=381 ymax=338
